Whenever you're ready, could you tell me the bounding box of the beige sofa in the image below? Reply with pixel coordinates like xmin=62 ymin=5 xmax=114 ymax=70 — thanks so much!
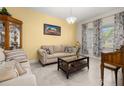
xmin=0 ymin=48 xmax=37 ymax=86
xmin=38 ymin=45 xmax=77 ymax=66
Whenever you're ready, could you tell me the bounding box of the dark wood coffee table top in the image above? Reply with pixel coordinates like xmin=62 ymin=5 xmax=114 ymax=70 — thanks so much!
xmin=59 ymin=55 xmax=88 ymax=63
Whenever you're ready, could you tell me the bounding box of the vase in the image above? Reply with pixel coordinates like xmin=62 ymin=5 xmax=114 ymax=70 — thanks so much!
xmin=76 ymin=47 xmax=80 ymax=57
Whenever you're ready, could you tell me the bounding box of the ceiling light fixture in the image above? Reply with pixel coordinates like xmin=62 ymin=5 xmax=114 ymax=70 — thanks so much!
xmin=66 ymin=8 xmax=77 ymax=24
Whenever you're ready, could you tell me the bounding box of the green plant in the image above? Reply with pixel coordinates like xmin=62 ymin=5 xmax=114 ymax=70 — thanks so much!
xmin=0 ymin=7 xmax=11 ymax=16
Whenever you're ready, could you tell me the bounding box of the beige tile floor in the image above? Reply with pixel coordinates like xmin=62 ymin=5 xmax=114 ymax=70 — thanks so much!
xmin=31 ymin=58 xmax=123 ymax=86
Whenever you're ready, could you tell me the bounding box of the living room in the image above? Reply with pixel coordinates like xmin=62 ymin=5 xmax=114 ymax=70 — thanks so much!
xmin=1 ymin=7 xmax=124 ymax=87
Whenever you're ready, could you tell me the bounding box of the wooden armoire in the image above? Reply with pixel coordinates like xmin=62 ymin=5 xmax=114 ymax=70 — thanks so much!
xmin=0 ymin=14 xmax=23 ymax=50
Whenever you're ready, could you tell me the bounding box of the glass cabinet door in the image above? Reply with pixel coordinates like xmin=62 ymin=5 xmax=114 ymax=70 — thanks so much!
xmin=9 ymin=22 xmax=21 ymax=49
xmin=0 ymin=21 xmax=5 ymax=48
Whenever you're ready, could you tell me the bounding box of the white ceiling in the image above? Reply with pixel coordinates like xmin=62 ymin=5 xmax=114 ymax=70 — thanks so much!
xmin=30 ymin=7 xmax=118 ymax=22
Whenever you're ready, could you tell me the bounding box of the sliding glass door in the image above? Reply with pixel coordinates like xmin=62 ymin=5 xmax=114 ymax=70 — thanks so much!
xmin=101 ymin=25 xmax=114 ymax=52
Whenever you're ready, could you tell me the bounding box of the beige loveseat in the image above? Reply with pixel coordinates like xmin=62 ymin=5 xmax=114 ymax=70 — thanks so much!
xmin=38 ymin=45 xmax=77 ymax=66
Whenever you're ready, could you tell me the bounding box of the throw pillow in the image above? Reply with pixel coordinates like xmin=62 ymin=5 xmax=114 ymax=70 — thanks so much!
xmin=64 ymin=47 xmax=68 ymax=53
xmin=0 ymin=61 xmax=18 ymax=82
xmin=41 ymin=46 xmax=54 ymax=54
xmin=48 ymin=46 xmax=54 ymax=54
xmin=44 ymin=48 xmax=51 ymax=54
xmin=64 ymin=46 xmax=73 ymax=53
xmin=73 ymin=47 xmax=78 ymax=54
xmin=15 ymin=61 xmax=27 ymax=76
xmin=4 ymin=49 xmax=28 ymax=63
xmin=68 ymin=47 xmax=73 ymax=53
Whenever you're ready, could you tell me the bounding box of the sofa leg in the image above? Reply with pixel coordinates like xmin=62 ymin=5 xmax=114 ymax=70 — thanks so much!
xmin=42 ymin=64 xmax=45 ymax=67
xmin=39 ymin=60 xmax=46 ymax=67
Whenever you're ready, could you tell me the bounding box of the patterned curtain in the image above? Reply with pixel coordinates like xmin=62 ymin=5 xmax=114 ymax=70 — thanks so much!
xmin=93 ymin=19 xmax=102 ymax=57
xmin=114 ymin=12 xmax=124 ymax=50
xmin=82 ymin=24 xmax=88 ymax=54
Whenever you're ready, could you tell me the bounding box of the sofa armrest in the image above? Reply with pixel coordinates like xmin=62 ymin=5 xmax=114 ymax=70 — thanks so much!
xmin=38 ymin=49 xmax=47 ymax=64
xmin=0 ymin=74 xmax=37 ymax=86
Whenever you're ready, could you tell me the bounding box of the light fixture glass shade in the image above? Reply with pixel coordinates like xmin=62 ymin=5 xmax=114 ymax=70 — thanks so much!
xmin=66 ymin=16 xmax=77 ymax=24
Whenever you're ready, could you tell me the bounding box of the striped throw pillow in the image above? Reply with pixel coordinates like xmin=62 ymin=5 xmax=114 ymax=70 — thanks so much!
xmin=4 ymin=49 xmax=28 ymax=63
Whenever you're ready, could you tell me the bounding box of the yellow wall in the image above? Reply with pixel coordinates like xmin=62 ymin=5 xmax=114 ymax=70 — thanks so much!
xmin=7 ymin=7 xmax=77 ymax=60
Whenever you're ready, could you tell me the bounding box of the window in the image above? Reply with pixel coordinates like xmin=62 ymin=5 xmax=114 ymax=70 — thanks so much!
xmin=101 ymin=25 xmax=114 ymax=51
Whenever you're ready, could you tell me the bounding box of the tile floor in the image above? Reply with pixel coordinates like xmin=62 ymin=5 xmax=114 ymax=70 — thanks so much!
xmin=31 ymin=58 xmax=123 ymax=86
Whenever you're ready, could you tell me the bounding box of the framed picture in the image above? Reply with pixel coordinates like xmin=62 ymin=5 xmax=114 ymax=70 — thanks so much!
xmin=44 ymin=24 xmax=61 ymax=36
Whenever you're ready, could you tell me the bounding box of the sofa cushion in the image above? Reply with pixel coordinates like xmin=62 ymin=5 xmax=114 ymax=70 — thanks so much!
xmin=0 ymin=61 xmax=18 ymax=82
xmin=4 ymin=49 xmax=28 ymax=63
xmin=54 ymin=45 xmax=64 ymax=53
xmin=47 ymin=52 xmax=76 ymax=59
xmin=0 ymin=48 xmax=5 ymax=63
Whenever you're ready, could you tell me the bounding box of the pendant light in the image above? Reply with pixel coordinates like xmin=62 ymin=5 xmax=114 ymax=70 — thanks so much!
xmin=66 ymin=8 xmax=77 ymax=24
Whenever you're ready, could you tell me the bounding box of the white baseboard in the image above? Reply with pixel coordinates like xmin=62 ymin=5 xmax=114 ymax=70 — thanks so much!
xmin=29 ymin=59 xmax=39 ymax=64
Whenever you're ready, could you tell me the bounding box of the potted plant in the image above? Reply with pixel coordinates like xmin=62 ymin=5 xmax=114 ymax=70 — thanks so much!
xmin=0 ymin=7 xmax=11 ymax=16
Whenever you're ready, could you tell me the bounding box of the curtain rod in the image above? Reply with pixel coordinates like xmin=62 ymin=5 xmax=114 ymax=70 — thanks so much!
xmin=82 ymin=10 xmax=124 ymax=25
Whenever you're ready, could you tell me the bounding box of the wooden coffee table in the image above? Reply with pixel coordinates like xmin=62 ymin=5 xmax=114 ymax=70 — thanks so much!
xmin=57 ymin=55 xmax=89 ymax=79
